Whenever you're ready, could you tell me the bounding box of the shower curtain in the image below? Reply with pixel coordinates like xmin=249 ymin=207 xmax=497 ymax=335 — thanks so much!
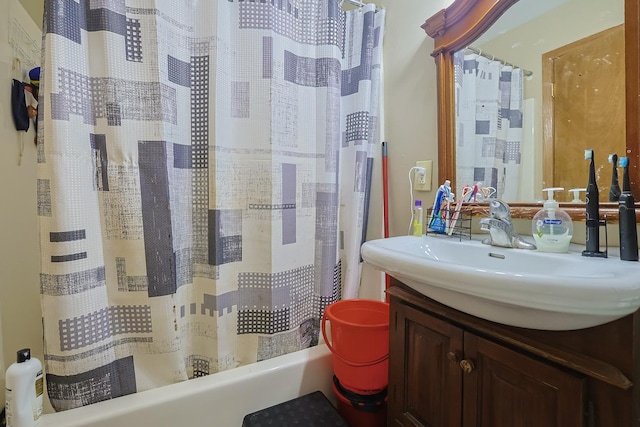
xmin=454 ymin=51 xmax=524 ymax=201
xmin=38 ymin=0 xmax=384 ymax=411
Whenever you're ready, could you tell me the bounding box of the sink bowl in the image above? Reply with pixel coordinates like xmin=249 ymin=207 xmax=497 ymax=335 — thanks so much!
xmin=360 ymin=235 xmax=640 ymax=330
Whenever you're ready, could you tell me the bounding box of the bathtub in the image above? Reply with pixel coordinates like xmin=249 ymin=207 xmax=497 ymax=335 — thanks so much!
xmin=39 ymin=345 xmax=334 ymax=427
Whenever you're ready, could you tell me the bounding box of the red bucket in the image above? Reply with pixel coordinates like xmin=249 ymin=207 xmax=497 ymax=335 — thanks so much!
xmin=321 ymin=299 xmax=389 ymax=394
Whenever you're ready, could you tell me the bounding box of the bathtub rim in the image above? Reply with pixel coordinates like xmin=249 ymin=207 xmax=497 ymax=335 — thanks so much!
xmin=38 ymin=344 xmax=333 ymax=427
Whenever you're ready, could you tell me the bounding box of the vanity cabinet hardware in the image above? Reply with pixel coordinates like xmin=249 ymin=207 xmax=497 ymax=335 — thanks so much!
xmin=447 ymin=352 xmax=460 ymax=363
xmin=459 ymin=359 xmax=474 ymax=374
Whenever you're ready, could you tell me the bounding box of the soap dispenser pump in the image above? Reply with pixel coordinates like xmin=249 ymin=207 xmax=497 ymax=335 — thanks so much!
xmin=532 ymin=187 xmax=573 ymax=253
xmin=568 ymin=188 xmax=586 ymax=203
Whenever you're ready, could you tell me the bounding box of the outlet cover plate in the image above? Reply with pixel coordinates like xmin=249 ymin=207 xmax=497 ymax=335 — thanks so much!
xmin=415 ymin=160 xmax=432 ymax=191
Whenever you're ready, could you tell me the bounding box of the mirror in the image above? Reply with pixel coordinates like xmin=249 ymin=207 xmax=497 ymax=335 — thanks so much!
xmin=422 ymin=0 xmax=640 ymax=220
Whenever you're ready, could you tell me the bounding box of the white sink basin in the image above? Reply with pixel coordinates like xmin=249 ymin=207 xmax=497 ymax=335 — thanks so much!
xmin=360 ymin=235 xmax=640 ymax=330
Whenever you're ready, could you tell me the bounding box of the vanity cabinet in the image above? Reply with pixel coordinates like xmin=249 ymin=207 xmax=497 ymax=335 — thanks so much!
xmin=387 ymin=281 xmax=638 ymax=426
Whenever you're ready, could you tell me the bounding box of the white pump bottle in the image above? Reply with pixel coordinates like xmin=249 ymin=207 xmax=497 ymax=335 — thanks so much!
xmin=532 ymin=187 xmax=573 ymax=253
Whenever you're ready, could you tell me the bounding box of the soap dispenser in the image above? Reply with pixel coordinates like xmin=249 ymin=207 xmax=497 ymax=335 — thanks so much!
xmin=532 ymin=187 xmax=573 ymax=253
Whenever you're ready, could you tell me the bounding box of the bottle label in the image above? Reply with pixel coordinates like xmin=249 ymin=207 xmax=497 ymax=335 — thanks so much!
xmin=5 ymin=388 xmax=13 ymax=426
xmin=543 ymin=219 xmax=562 ymax=225
xmin=35 ymin=371 xmax=43 ymax=397
xmin=34 ymin=371 xmax=43 ymax=420
xmin=412 ymin=207 xmax=423 ymax=236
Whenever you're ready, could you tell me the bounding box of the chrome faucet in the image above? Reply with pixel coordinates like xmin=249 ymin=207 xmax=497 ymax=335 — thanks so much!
xmin=479 ymin=200 xmax=536 ymax=250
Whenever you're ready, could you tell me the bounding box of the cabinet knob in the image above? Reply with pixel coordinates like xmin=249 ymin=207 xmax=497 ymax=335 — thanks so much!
xmin=447 ymin=352 xmax=460 ymax=363
xmin=460 ymin=359 xmax=475 ymax=374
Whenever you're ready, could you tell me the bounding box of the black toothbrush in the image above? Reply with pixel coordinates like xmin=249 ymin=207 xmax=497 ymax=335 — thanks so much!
xmin=609 ymin=154 xmax=621 ymax=202
xmin=582 ymin=149 xmax=605 ymax=257
xmin=618 ymin=157 xmax=638 ymax=261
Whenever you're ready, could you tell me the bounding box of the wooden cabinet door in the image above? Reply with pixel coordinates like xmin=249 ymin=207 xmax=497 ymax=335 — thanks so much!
xmin=389 ymin=301 xmax=464 ymax=426
xmin=462 ymin=333 xmax=586 ymax=427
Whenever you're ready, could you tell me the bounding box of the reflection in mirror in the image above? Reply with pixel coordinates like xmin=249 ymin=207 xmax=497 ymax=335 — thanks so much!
xmin=453 ymin=49 xmax=527 ymax=202
xmin=451 ymin=0 xmax=624 ymax=203
xmin=542 ymin=25 xmax=625 ymax=203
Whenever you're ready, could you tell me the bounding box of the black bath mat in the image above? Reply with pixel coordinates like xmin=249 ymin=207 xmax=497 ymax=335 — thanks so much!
xmin=242 ymin=391 xmax=347 ymax=426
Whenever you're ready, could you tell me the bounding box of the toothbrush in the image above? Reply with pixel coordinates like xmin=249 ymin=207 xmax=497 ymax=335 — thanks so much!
xmin=444 ymin=193 xmax=452 ymax=234
xmin=618 ymin=157 xmax=638 ymax=261
xmin=471 ymin=182 xmax=481 ymax=202
xmin=582 ymin=149 xmax=604 ymax=257
xmin=608 ymin=154 xmax=621 ymax=202
xmin=481 ymin=186 xmax=496 ymax=200
xmin=448 ymin=185 xmax=470 ymax=235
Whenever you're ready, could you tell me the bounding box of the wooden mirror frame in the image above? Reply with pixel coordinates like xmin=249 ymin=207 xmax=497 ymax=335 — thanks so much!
xmin=422 ymin=0 xmax=640 ymax=220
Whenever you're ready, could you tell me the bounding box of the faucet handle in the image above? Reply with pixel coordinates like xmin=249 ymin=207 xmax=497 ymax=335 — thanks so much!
xmin=488 ymin=199 xmax=511 ymax=222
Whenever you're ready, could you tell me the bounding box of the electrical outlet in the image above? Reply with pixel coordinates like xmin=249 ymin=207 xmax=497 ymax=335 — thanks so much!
xmin=415 ymin=160 xmax=432 ymax=191
xmin=417 ymin=169 xmax=427 ymax=185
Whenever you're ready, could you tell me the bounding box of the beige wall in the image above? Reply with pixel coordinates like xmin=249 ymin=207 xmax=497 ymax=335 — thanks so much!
xmin=369 ymin=0 xmax=452 ymax=239
xmin=18 ymin=0 xmax=42 ymax=28
xmin=357 ymin=0 xmax=454 ymax=298
xmin=1 ymin=0 xmax=44 ymax=409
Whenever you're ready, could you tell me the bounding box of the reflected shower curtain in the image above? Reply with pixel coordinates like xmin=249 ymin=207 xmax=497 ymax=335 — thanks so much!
xmin=38 ymin=0 xmax=384 ymax=411
xmin=454 ymin=52 xmax=524 ymax=201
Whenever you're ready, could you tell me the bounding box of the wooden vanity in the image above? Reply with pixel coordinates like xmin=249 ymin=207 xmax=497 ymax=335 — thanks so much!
xmin=387 ymin=278 xmax=639 ymax=426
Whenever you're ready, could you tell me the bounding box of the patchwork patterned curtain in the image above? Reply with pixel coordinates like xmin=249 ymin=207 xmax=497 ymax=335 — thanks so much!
xmin=38 ymin=0 xmax=384 ymax=411
xmin=454 ymin=52 xmax=524 ymax=201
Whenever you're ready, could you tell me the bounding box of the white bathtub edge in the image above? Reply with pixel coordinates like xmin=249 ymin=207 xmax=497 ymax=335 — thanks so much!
xmin=39 ymin=344 xmax=334 ymax=427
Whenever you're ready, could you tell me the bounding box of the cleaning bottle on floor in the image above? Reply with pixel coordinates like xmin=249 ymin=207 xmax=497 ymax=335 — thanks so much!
xmin=5 ymin=349 xmax=43 ymax=427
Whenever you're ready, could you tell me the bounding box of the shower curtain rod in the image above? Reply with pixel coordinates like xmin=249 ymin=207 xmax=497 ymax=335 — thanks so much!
xmin=465 ymin=46 xmax=533 ymax=77
xmin=340 ymin=0 xmax=382 ymax=11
